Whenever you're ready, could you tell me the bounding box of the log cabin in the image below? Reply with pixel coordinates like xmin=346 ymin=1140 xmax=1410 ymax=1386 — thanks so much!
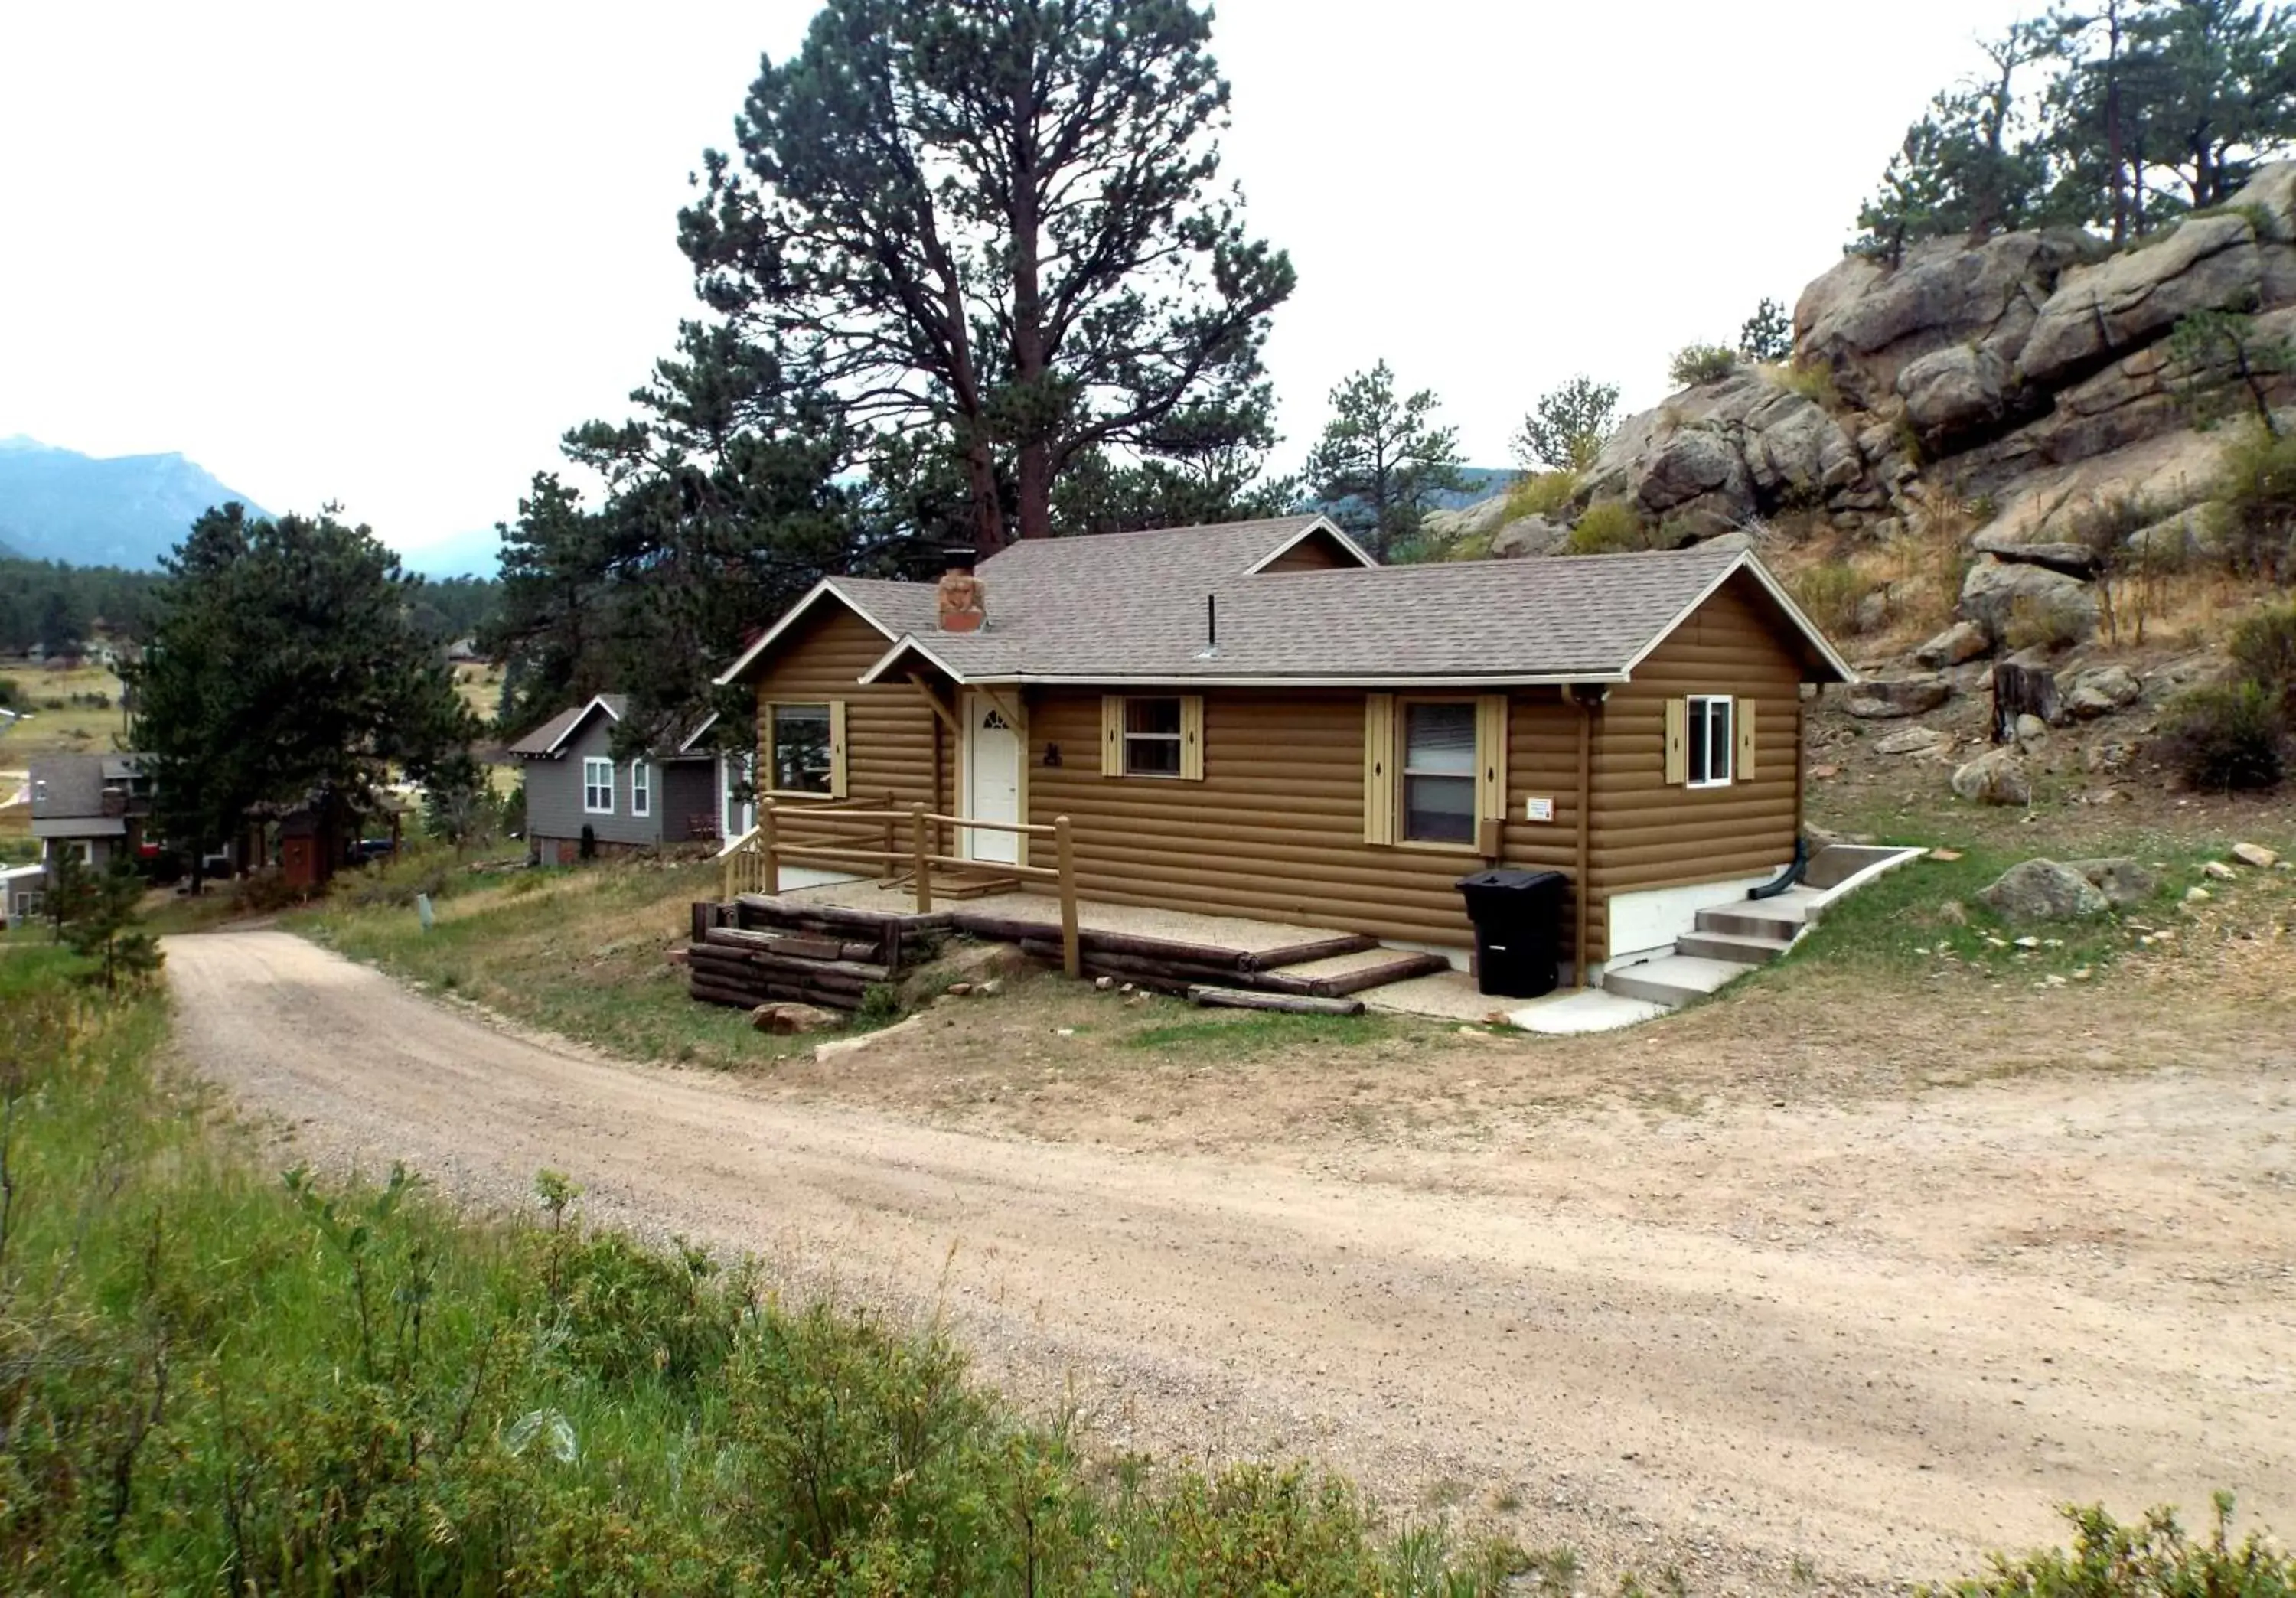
xmin=716 ymin=516 xmax=1856 ymax=984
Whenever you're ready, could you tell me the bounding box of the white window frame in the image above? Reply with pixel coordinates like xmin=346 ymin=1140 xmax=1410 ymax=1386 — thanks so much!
xmin=1121 ymin=696 xmax=1184 ymax=778
xmin=1686 ymin=695 xmax=1734 ymax=789
xmin=582 ymin=756 xmax=615 ymax=814
xmin=722 ymin=750 xmax=756 ymax=840
xmin=628 ymin=758 xmax=651 ymax=818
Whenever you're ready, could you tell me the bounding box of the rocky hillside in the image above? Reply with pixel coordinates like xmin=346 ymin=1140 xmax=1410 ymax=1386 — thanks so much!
xmin=1445 ymin=161 xmax=2296 ymax=670
xmin=0 ymin=435 xmax=269 ymax=569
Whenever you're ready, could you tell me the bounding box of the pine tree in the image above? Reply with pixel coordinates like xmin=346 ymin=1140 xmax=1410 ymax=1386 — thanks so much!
xmin=1303 ymin=363 xmax=1465 ymax=562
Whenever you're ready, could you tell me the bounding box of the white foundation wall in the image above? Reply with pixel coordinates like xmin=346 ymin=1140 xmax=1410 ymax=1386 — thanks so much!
xmin=1602 ymin=870 xmax=1784 ymax=970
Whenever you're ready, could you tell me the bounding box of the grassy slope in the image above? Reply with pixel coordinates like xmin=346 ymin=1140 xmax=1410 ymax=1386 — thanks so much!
xmin=2 ymin=938 xmax=1532 ymax=1593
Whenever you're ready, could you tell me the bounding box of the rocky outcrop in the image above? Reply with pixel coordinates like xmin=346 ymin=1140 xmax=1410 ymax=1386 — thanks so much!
xmin=1489 ymin=515 xmax=1566 ymax=558
xmin=1797 ymin=229 xmax=2104 ymax=410
xmin=1575 ymin=369 xmax=1863 ymax=536
xmin=1845 ymin=676 xmax=1952 ymax=719
xmin=1913 ymin=621 xmax=1991 ymax=668
xmin=2064 ymin=664 xmax=2142 ymax=718
xmin=2065 ymin=857 xmax=2159 ymax=906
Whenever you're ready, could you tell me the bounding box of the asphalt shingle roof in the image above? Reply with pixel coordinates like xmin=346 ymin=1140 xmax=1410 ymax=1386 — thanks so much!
xmin=28 ymin=753 xmax=142 ymax=820
xmin=729 ymin=517 xmax=1851 ymax=688
xmin=508 ymin=694 xmax=716 ymax=758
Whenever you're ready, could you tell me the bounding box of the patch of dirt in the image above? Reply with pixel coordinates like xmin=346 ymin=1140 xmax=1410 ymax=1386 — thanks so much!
xmin=165 ymin=930 xmax=2296 ymax=1595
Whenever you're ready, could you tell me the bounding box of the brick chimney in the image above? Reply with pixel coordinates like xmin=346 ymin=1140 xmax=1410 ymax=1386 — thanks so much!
xmin=936 ymin=547 xmax=986 ymax=633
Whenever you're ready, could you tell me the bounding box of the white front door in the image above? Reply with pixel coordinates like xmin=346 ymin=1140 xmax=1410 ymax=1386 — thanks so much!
xmin=963 ymin=692 xmax=1022 ymax=865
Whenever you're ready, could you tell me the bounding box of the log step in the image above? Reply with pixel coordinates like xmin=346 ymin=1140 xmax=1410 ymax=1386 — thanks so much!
xmin=1187 ymin=985 xmax=1365 ymax=1018
xmin=1296 ymin=951 xmax=1452 ymax=998
xmin=1240 ymin=933 xmax=1379 ymax=972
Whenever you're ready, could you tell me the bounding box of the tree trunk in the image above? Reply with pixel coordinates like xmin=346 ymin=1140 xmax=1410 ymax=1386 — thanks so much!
xmin=1009 ymin=92 xmax=1054 ymax=542
xmin=1991 ymin=663 xmax=2060 ymax=743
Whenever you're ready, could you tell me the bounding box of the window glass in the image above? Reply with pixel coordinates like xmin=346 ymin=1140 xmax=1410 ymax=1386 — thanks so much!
xmin=771 ymin=704 xmax=832 ymax=793
xmin=1123 ymin=696 xmax=1182 ymax=776
xmin=630 ymin=760 xmax=651 ymax=817
xmin=583 ymin=757 xmax=614 ymax=813
xmin=1687 ymin=696 xmax=1733 ymax=787
xmin=1402 ymin=702 xmax=1476 ymax=843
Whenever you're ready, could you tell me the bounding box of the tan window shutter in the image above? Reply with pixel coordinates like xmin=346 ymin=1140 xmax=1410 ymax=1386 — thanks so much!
xmin=1664 ymin=697 xmax=1688 ymax=786
xmin=1475 ymin=694 xmax=1508 ymax=824
xmin=1179 ymin=695 xmax=1205 ymax=781
xmin=1101 ymin=696 xmax=1124 ymax=776
xmin=1362 ymin=693 xmax=1396 ymax=846
xmin=828 ymin=700 xmax=850 ymax=798
xmin=1735 ymin=697 xmax=1756 ymax=782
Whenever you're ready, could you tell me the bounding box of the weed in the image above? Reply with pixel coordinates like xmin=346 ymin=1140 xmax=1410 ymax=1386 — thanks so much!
xmin=2003 ymin=590 xmax=2093 ymax=651
xmin=1121 ymin=1010 xmax=1394 ymax=1055
xmin=1570 ymin=501 xmax=1661 ymax=555
xmin=1941 ymin=1494 xmax=2296 ymax=1597
xmin=1773 ymin=360 xmax=1842 ymax=412
xmin=1790 ymin=564 xmax=1880 ymax=636
xmin=1668 ymin=344 xmax=1739 ymax=389
xmin=2228 ymin=602 xmax=2296 ymax=716
xmin=1507 ymin=469 xmax=1582 ymax=520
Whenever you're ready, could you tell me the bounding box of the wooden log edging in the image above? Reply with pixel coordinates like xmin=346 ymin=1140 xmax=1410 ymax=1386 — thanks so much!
xmin=1188 ymin=985 xmax=1365 ymax=1017
xmin=1238 ymin=933 xmax=1379 ymax=972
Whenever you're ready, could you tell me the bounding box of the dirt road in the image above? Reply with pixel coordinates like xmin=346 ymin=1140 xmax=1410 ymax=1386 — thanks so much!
xmin=164 ymin=931 xmax=2296 ymax=1592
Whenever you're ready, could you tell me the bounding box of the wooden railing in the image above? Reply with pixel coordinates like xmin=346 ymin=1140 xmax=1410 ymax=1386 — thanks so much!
xmin=722 ymin=800 xmax=1080 ymax=979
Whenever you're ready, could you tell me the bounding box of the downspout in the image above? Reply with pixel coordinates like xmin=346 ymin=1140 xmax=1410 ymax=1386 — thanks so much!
xmin=1571 ymin=686 xmax=1597 ymax=988
xmin=1749 ymin=683 xmax=1815 ymax=901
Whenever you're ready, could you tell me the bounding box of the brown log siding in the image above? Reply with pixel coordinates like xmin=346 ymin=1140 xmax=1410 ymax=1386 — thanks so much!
xmin=748 ymin=605 xmax=942 ymax=814
xmin=1256 ymin=530 xmax=1358 ymax=573
xmin=1587 ymin=572 xmax=1803 ymax=956
xmin=1023 ymin=686 xmax=1583 ymax=949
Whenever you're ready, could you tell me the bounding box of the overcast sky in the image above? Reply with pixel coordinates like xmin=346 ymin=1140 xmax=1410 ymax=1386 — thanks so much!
xmin=0 ymin=0 xmax=2028 ymax=565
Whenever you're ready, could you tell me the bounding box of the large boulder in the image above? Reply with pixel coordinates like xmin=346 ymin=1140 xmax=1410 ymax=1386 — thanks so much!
xmin=1914 ymin=621 xmax=1991 ymax=668
xmin=2064 ymin=856 xmax=2160 ymax=907
xmin=1951 ymin=745 xmax=2033 ymax=805
xmin=2064 ymin=664 xmax=2142 ymax=718
xmin=1639 ymin=426 xmax=1753 ymax=522
xmin=1898 ymin=343 xmax=2017 ymax=445
xmin=1795 ymin=229 xmax=2105 ymax=409
xmin=1978 ymin=859 xmax=2112 ymax=922
xmin=1489 ymin=515 xmax=1567 ymax=559
xmin=1420 ymin=496 xmax=1513 ymax=543
xmin=1959 ymin=556 xmax=2099 ymax=644
xmin=1845 ymin=676 xmax=1952 ymax=719
xmin=1958 ymin=429 xmax=2229 ymax=548
xmin=2017 ymin=214 xmax=2287 ymax=390
xmin=1967 ymin=533 xmax=2102 ymax=576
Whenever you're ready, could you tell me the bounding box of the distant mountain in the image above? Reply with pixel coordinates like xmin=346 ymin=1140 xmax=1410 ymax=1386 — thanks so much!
xmin=396 ymin=528 xmax=503 ymax=581
xmin=0 ymin=435 xmax=269 ymax=569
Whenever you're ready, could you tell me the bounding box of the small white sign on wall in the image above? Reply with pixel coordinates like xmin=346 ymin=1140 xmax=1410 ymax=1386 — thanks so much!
xmin=1523 ymin=795 xmax=1555 ymax=823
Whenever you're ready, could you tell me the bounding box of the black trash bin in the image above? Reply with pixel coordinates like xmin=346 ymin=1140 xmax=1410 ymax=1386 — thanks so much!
xmin=1455 ymin=868 xmax=1569 ymax=999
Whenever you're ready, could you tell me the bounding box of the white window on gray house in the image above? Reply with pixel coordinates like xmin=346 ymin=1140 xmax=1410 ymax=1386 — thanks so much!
xmin=1687 ymin=695 xmax=1733 ymax=788
xmin=722 ymin=751 xmax=756 ymax=840
xmin=628 ymin=759 xmax=651 ymax=818
xmin=583 ymin=756 xmax=615 ymax=814
xmin=769 ymin=704 xmax=832 ymax=794
xmin=1401 ymin=701 xmax=1477 ymax=844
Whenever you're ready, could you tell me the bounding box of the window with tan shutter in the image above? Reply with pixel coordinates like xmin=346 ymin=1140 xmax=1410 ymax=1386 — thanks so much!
xmin=1365 ymin=692 xmax=1509 ymax=850
xmin=1101 ymin=695 xmax=1204 ymax=779
xmin=1669 ymin=695 xmax=1734 ymax=788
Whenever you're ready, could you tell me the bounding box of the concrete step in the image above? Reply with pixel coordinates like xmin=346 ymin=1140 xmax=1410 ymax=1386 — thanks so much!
xmin=1602 ymin=954 xmax=1755 ymax=1009
xmin=1675 ymin=929 xmax=1794 ymax=965
xmin=1694 ymin=905 xmax=1808 ymax=941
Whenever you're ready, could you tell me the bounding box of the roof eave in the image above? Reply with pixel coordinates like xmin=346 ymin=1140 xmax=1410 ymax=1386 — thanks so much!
xmin=1616 ymin=552 xmax=1860 ymax=686
xmin=1241 ymin=514 xmax=1379 ymax=575
xmin=716 ymin=578 xmax=902 ymax=687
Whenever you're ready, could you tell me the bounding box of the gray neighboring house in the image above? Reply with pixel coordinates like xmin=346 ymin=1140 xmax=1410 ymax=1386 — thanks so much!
xmin=509 ymin=695 xmax=722 ymax=864
xmin=28 ymin=752 xmax=153 ymax=869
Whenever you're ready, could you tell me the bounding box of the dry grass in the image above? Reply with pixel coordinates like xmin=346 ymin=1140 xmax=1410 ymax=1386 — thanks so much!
xmin=0 ymin=660 xmax=129 ymax=761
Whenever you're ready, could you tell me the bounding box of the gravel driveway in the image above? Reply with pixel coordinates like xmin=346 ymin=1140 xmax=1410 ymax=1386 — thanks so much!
xmin=163 ymin=930 xmax=2296 ymax=1593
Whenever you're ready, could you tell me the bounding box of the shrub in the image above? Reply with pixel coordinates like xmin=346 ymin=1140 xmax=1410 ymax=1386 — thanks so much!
xmin=1668 ymin=343 xmax=1740 ymax=389
xmin=2158 ymin=682 xmax=2286 ymax=791
xmin=2213 ymin=423 xmax=2296 ymax=578
xmin=1790 ymin=564 xmax=1880 ymax=635
xmin=1567 ymin=500 xmax=1660 ymax=554
xmin=0 ymin=673 xmax=21 ymax=708
xmin=2228 ymin=602 xmax=2296 ymax=715
xmin=2004 ymin=591 xmax=2092 ymax=651
xmin=1505 ymin=468 xmax=1580 ymax=520
xmin=229 ymin=868 xmax=308 ymax=915
xmin=1774 ymin=359 xmax=1842 ymax=410
xmin=1943 ymin=1495 xmax=2296 ymax=1598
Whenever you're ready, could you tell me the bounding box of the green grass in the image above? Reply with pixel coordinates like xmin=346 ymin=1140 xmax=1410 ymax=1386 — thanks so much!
xmin=1120 ymin=1009 xmax=1401 ymax=1056
xmin=1 ymin=934 xmax=1536 ymax=1593
xmin=1772 ymin=825 xmax=2294 ymax=989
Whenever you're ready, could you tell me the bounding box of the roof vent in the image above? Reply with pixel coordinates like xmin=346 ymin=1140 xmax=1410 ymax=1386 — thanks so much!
xmin=1193 ymin=593 xmax=1219 ymax=660
xmin=937 ymin=546 xmax=985 ymax=633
